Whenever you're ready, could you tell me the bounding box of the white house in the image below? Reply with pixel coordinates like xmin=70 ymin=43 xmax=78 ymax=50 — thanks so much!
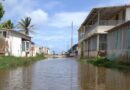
xmin=42 ymin=47 xmax=52 ymax=55
xmin=31 ymin=45 xmax=41 ymax=56
xmin=0 ymin=29 xmax=32 ymax=57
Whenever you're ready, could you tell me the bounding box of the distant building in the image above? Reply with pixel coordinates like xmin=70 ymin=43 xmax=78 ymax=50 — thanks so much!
xmin=78 ymin=5 xmax=130 ymax=58
xmin=42 ymin=47 xmax=51 ymax=55
xmin=31 ymin=44 xmax=41 ymax=56
xmin=30 ymin=45 xmax=52 ymax=56
xmin=0 ymin=29 xmax=32 ymax=57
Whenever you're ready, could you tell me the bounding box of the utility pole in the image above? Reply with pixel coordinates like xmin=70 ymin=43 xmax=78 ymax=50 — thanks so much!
xmin=71 ymin=22 xmax=73 ymax=48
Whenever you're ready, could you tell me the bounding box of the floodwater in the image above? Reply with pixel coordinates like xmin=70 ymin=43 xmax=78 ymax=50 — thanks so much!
xmin=0 ymin=58 xmax=130 ymax=90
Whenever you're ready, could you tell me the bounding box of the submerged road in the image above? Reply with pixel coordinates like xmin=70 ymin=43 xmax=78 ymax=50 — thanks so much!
xmin=0 ymin=58 xmax=130 ymax=90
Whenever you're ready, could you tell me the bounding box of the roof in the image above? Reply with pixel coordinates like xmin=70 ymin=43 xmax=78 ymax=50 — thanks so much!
xmin=78 ymin=4 xmax=130 ymax=31
xmin=107 ymin=20 xmax=130 ymax=32
xmin=0 ymin=29 xmax=31 ymax=41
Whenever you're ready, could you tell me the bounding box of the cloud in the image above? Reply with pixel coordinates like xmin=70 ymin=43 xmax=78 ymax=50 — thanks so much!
xmin=95 ymin=0 xmax=130 ymax=7
xmin=3 ymin=0 xmax=36 ymax=21
xmin=2 ymin=0 xmax=88 ymax=29
xmin=44 ymin=1 xmax=62 ymax=9
xmin=26 ymin=9 xmax=48 ymax=25
xmin=107 ymin=0 xmax=130 ymax=5
xmin=49 ymin=12 xmax=88 ymax=28
xmin=33 ymin=33 xmax=69 ymax=41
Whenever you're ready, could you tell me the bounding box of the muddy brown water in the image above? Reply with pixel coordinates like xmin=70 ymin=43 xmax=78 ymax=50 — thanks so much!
xmin=0 ymin=58 xmax=130 ymax=90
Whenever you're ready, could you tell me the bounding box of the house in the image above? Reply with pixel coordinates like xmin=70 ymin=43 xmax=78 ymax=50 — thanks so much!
xmin=30 ymin=42 xmax=38 ymax=57
xmin=30 ymin=45 xmax=52 ymax=56
xmin=107 ymin=20 xmax=130 ymax=62
xmin=42 ymin=47 xmax=51 ymax=55
xmin=78 ymin=5 xmax=130 ymax=58
xmin=0 ymin=29 xmax=32 ymax=57
xmin=31 ymin=45 xmax=41 ymax=56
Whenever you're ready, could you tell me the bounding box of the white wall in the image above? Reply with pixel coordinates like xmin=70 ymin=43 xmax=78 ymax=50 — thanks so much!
xmin=126 ymin=7 xmax=130 ymax=21
xmin=8 ymin=32 xmax=22 ymax=57
xmin=31 ymin=45 xmax=40 ymax=57
xmin=97 ymin=26 xmax=115 ymax=33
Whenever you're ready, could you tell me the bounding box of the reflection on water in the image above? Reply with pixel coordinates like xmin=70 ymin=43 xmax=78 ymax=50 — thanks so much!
xmin=0 ymin=58 xmax=130 ymax=90
xmin=0 ymin=65 xmax=33 ymax=90
xmin=0 ymin=58 xmax=80 ymax=90
xmin=79 ymin=63 xmax=130 ymax=90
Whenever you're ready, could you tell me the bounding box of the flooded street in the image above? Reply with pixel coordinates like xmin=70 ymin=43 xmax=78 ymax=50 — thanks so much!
xmin=0 ymin=58 xmax=130 ymax=90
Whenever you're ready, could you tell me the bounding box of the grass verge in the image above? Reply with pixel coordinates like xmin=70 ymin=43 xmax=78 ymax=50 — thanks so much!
xmin=81 ymin=57 xmax=130 ymax=70
xmin=0 ymin=54 xmax=46 ymax=69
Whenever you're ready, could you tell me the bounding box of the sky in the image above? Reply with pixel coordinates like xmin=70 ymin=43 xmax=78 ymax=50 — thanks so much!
xmin=1 ymin=0 xmax=130 ymax=53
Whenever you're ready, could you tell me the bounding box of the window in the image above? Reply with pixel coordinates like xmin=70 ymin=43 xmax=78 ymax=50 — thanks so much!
xmin=99 ymin=34 xmax=107 ymax=50
xmin=0 ymin=31 xmax=7 ymax=38
xmin=26 ymin=42 xmax=30 ymax=50
xmin=3 ymin=31 xmax=6 ymax=38
xmin=99 ymin=34 xmax=107 ymax=42
xmin=22 ymin=41 xmax=25 ymax=51
xmin=22 ymin=41 xmax=30 ymax=51
xmin=0 ymin=31 xmax=2 ymax=37
xmin=99 ymin=43 xmax=107 ymax=50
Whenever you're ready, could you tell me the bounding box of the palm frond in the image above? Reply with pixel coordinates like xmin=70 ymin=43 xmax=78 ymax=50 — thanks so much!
xmin=17 ymin=17 xmax=35 ymax=35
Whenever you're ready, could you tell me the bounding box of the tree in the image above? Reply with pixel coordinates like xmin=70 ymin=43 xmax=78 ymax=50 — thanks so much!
xmin=0 ymin=3 xmax=4 ymax=20
xmin=18 ymin=17 xmax=34 ymax=36
xmin=1 ymin=20 xmax=14 ymax=29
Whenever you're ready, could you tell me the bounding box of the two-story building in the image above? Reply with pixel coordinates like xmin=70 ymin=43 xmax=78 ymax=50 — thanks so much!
xmin=78 ymin=5 xmax=130 ymax=58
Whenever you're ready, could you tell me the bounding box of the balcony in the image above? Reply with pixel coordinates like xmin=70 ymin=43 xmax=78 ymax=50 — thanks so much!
xmin=84 ymin=20 xmax=124 ymax=39
xmin=99 ymin=20 xmax=124 ymax=26
xmin=78 ymin=20 xmax=124 ymax=43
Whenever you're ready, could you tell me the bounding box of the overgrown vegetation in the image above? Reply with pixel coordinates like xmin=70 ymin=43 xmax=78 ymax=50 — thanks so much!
xmin=0 ymin=20 xmax=14 ymax=29
xmin=0 ymin=3 xmax=4 ymax=21
xmin=81 ymin=57 xmax=130 ymax=70
xmin=0 ymin=54 xmax=46 ymax=69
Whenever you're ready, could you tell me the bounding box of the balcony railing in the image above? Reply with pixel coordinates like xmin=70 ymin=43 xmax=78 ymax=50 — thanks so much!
xmin=79 ymin=20 xmax=124 ymax=41
xmin=99 ymin=20 xmax=124 ymax=26
xmin=86 ymin=20 xmax=124 ymax=31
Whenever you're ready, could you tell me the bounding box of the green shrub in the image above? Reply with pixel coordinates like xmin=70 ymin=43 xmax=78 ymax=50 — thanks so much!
xmin=81 ymin=56 xmax=130 ymax=70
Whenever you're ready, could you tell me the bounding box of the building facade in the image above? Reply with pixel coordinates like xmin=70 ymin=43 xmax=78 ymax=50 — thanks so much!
xmin=0 ymin=29 xmax=32 ymax=57
xmin=107 ymin=21 xmax=130 ymax=62
xmin=78 ymin=5 xmax=130 ymax=58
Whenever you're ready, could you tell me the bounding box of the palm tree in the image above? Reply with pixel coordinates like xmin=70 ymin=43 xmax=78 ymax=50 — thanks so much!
xmin=1 ymin=20 xmax=14 ymax=29
xmin=18 ymin=17 xmax=34 ymax=36
xmin=0 ymin=3 xmax=4 ymax=21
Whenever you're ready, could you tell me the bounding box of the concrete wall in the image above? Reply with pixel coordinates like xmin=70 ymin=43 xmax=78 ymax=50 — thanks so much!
xmin=5 ymin=31 xmax=32 ymax=57
xmin=107 ymin=23 xmax=130 ymax=62
xmin=126 ymin=7 xmax=130 ymax=21
xmin=97 ymin=26 xmax=115 ymax=33
xmin=8 ymin=32 xmax=22 ymax=57
xmin=83 ymin=35 xmax=98 ymax=57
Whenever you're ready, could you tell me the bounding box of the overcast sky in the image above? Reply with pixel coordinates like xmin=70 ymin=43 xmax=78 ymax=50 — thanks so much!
xmin=1 ymin=0 xmax=130 ymax=53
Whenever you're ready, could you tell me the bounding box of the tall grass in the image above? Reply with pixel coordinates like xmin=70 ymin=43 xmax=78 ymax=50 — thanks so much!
xmin=81 ymin=57 xmax=130 ymax=70
xmin=0 ymin=54 xmax=46 ymax=69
